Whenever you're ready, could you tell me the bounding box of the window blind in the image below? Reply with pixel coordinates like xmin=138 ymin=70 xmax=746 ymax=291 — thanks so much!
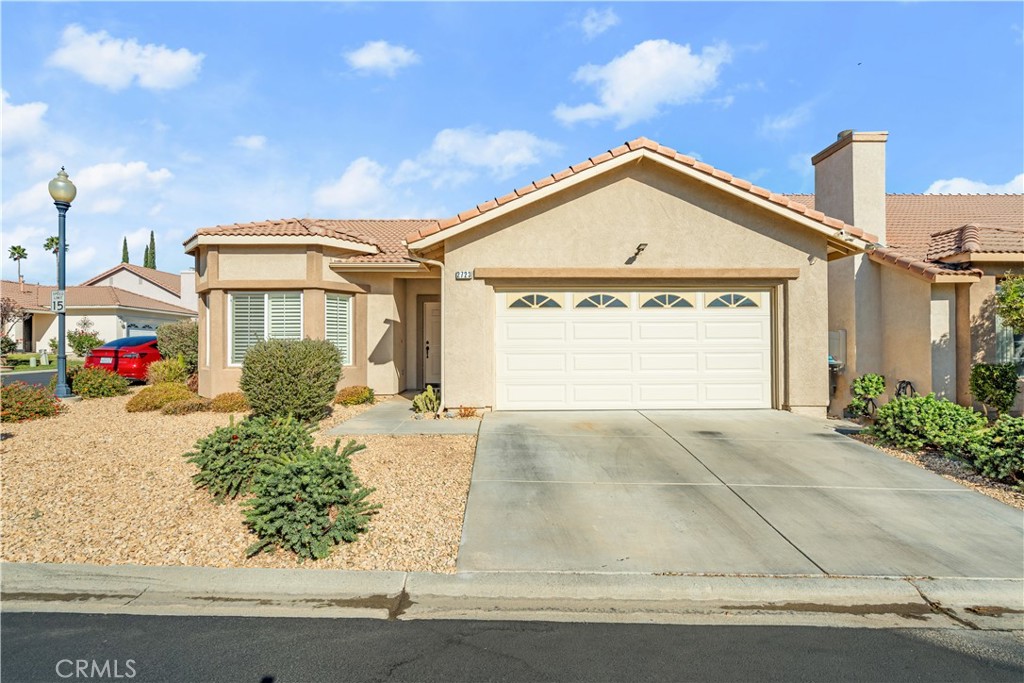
xmin=325 ymin=294 xmax=352 ymax=365
xmin=268 ymin=292 xmax=302 ymax=340
xmin=230 ymin=293 xmax=266 ymax=364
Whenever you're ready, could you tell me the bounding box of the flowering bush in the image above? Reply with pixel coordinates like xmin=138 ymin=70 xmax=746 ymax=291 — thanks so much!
xmin=1 ymin=382 xmax=64 ymax=422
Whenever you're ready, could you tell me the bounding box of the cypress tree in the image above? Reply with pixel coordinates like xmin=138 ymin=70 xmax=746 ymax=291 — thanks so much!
xmin=148 ymin=231 xmax=157 ymax=268
xmin=121 ymin=237 xmax=129 ymax=263
xmin=143 ymin=244 xmax=151 ymax=269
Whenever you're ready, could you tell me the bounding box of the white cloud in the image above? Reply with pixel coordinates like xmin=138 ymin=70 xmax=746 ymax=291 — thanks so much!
xmin=1 ymin=90 xmax=48 ymax=149
xmin=1 ymin=161 xmax=173 ymax=219
xmin=925 ymin=173 xmax=1024 ymax=194
xmin=345 ymin=41 xmax=420 ymax=77
xmin=123 ymin=226 xmax=152 ymax=252
xmin=580 ymin=7 xmax=619 ymax=39
xmin=67 ymin=245 xmax=98 ymax=271
xmin=759 ymin=102 xmax=813 ymax=138
xmin=395 ymin=127 xmax=561 ymax=185
xmin=233 ymin=135 xmax=267 ymax=151
xmin=553 ymin=39 xmax=733 ymax=128
xmin=47 ymin=24 xmax=204 ymax=91
xmin=313 ymin=157 xmax=391 ymax=215
xmin=787 ymin=151 xmax=814 ymax=179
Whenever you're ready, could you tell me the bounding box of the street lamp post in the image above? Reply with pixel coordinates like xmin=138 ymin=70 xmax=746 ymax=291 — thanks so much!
xmin=48 ymin=167 xmax=77 ymax=399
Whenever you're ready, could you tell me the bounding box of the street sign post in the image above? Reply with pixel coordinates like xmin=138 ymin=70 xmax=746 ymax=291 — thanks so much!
xmin=50 ymin=290 xmax=65 ymax=313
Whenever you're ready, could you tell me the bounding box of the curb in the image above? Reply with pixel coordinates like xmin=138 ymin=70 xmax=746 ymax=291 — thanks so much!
xmin=3 ymin=563 xmax=1022 ymax=629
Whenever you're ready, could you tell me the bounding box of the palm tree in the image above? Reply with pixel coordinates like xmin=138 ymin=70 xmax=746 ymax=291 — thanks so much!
xmin=43 ymin=236 xmax=68 ymax=280
xmin=7 ymin=245 xmax=27 ymax=280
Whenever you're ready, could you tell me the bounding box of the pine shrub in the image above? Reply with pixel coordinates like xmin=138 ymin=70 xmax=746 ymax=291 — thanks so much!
xmin=210 ymin=391 xmax=250 ymax=413
xmin=71 ymin=367 xmax=131 ymax=398
xmin=870 ymin=394 xmax=987 ymax=455
xmin=243 ymin=439 xmax=379 ymax=560
xmin=1 ymin=382 xmax=64 ymax=422
xmin=126 ymin=383 xmax=195 ymax=412
xmin=184 ymin=415 xmax=315 ymax=501
xmin=240 ymin=339 xmax=342 ymax=422
xmin=335 ymin=385 xmax=375 ymax=406
xmin=156 ymin=320 xmax=199 ymax=374
xmin=970 ymin=415 xmax=1024 ymax=485
xmin=161 ymin=396 xmax=211 ymax=415
xmin=147 ymin=357 xmax=188 ymax=385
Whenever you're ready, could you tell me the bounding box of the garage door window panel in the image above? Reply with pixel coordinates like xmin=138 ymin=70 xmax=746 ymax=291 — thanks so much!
xmin=574 ymin=293 xmax=629 ymax=309
xmin=508 ymin=293 xmax=562 ymax=309
xmin=706 ymin=292 xmax=761 ymax=308
xmin=641 ymin=293 xmax=695 ymax=309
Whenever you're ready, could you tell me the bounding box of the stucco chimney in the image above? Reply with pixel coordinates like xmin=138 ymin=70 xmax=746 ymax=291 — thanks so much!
xmin=812 ymin=130 xmax=888 ymax=242
xmin=179 ymin=269 xmax=198 ymax=312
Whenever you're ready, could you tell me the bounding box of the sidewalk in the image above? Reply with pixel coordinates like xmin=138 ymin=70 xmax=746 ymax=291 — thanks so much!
xmin=327 ymin=394 xmax=480 ymax=436
xmin=3 ymin=562 xmax=1021 ymax=630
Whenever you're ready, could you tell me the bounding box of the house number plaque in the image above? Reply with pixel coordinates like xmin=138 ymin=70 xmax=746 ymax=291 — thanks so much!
xmin=454 ymin=271 xmax=473 ymax=281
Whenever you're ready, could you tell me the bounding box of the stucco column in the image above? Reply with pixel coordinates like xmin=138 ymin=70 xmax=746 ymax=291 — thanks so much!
xmin=304 ymin=288 xmax=326 ymax=340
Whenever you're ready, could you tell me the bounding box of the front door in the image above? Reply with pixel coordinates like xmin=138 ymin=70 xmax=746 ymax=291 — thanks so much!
xmin=423 ymin=301 xmax=441 ymax=386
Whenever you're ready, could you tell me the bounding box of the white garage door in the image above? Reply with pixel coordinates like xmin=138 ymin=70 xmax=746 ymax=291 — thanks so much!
xmin=495 ymin=290 xmax=772 ymax=410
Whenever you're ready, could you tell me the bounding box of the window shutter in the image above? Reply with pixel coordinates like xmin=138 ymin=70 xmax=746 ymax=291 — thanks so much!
xmin=231 ymin=293 xmax=266 ymax=364
xmin=326 ymin=294 xmax=352 ymax=365
xmin=268 ymin=292 xmax=302 ymax=340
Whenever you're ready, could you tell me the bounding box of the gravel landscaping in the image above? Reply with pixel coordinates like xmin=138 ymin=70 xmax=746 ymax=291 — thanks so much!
xmin=850 ymin=433 xmax=1024 ymax=510
xmin=0 ymin=392 xmax=476 ymax=573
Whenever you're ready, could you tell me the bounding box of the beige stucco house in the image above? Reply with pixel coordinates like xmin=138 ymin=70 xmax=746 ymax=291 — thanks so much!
xmin=185 ymin=132 xmax=1023 ymax=417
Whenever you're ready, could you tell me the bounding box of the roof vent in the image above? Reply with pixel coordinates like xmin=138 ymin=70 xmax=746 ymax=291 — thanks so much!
xmin=837 ymin=129 xmax=855 ymax=140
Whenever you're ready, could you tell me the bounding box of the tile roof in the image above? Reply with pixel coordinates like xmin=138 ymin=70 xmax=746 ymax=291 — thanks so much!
xmin=79 ymin=262 xmax=183 ymax=296
xmin=403 ymin=137 xmax=881 ymax=246
xmin=926 ymin=224 xmax=1024 ymax=260
xmin=867 ymin=247 xmax=983 ymax=281
xmin=185 ymin=218 xmax=440 ymax=264
xmin=1 ymin=280 xmax=196 ymax=315
xmin=787 ymin=193 xmax=1023 ymax=261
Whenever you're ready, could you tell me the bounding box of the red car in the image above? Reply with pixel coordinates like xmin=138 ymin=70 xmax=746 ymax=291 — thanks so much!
xmin=84 ymin=336 xmax=162 ymax=382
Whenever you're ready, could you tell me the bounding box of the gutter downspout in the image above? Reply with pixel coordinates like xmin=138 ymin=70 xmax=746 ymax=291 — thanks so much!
xmin=406 ymin=254 xmax=445 ymax=418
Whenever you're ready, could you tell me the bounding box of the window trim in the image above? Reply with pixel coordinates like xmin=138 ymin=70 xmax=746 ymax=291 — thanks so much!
xmin=227 ymin=291 xmax=303 ymax=367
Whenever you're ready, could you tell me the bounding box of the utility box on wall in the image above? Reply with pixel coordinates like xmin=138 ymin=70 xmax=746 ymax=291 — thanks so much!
xmin=828 ymin=329 xmax=847 ymax=370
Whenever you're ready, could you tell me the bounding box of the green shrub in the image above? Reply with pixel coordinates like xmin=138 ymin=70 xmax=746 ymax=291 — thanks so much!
xmin=67 ymin=317 xmax=104 ymax=357
xmin=47 ymin=366 xmax=82 ymax=393
xmin=243 ymin=439 xmax=379 ymax=560
xmin=969 ymin=363 xmax=1021 ymax=417
xmin=125 ymin=383 xmax=195 ymax=412
xmin=210 ymin=391 xmax=250 ymax=413
xmin=161 ymin=396 xmax=211 ymax=415
xmin=71 ymin=367 xmax=130 ymax=398
xmin=970 ymin=415 xmax=1024 ymax=485
xmin=147 ymin=357 xmax=188 ymax=385
xmin=412 ymin=385 xmax=440 ymax=414
xmin=48 ymin=337 xmax=60 ymax=355
xmin=156 ymin=320 xmax=199 ymax=375
xmin=1 ymin=382 xmax=64 ymax=422
xmin=870 ymin=394 xmax=987 ymax=455
xmin=184 ymin=415 xmax=315 ymax=501
xmin=240 ymin=339 xmax=342 ymax=422
xmin=0 ymin=335 xmax=16 ymax=355
xmin=846 ymin=373 xmax=885 ymax=418
xmin=335 ymin=385 xmax=375 ymax=406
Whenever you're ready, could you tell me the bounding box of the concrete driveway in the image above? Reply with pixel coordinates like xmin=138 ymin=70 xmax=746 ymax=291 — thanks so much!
xmin=458 ymin=411 xmax=1023 ymax=577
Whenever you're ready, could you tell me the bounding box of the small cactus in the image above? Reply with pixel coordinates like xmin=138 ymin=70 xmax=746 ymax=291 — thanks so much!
xmin=412 ymin=385 xmax=440 ymax=414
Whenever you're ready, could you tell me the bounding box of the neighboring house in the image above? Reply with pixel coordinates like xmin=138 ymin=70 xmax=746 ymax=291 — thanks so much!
xmin=80 ymin=262 xmax=199 ymax=314
xmin=185 ymin=132 xmax=1023 ymax=416
xmin=2 ymin=274 xmax=196 ymax=354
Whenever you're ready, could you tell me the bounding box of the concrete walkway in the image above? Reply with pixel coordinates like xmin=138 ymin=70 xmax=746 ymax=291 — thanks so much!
xmin=327 ymin=394 xmax=480 ymax=436
xmin=459 ymin=410 xmax=1024 ymax=578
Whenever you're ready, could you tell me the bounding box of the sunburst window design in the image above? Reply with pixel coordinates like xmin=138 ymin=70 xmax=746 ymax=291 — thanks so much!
xmin=707 ymin=293 xmax=759 ymax=308
xmin=575 ymin=293 xmax=628 ymax=309
xmin=509 ymin=294 xmax=561 ymax=309
xmin=641 ymin=293 xmax=694 ymax=309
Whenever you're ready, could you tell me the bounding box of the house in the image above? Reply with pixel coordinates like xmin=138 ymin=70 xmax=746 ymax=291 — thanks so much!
xmin=2 ymin=264 xmax=198 ymax=353
xmin=184 ymin=132 xmax=1023 ymax=416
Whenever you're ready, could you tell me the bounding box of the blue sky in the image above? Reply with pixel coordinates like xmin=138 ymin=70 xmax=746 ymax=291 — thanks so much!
xmin=3 ymin=2 xmax=1022 ymax=284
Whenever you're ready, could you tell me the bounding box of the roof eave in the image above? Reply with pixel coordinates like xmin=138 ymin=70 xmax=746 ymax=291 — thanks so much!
xmin=183 ymin=234 xmax=378 ymax=256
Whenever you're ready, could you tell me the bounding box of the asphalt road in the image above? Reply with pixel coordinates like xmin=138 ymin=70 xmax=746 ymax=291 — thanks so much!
xmin=1 ymin=370 xmax=55 ymax=387
xmin=3 ymin=613 xmax=1022 ymax=683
